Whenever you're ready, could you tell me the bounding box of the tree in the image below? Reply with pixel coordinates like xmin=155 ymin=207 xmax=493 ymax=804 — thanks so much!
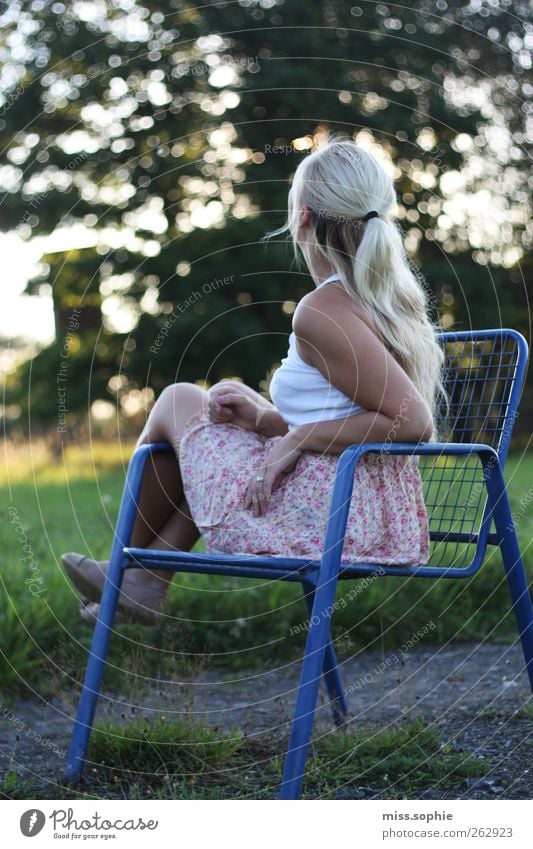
xmin=1 ymin=0 xmax=531 ymax=435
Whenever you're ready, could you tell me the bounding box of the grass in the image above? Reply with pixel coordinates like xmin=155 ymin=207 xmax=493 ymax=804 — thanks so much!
xmin=0 ymin=715 xmax=487 ymax=800
xmin=1 ymin=439 xmax=532 ymax=703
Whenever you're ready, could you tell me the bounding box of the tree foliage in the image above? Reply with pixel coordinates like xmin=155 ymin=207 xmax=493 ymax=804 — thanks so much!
xmin=1 ymin=0 xmax=531 ymax=433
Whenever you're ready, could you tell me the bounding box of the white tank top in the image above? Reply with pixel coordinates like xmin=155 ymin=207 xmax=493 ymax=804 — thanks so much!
xmin=269 ymin=273 xmax=366 ymax=430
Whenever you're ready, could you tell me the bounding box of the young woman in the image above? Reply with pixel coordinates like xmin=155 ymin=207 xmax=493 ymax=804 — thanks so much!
xmin=62 ymin=137 xmax=444 ymax=625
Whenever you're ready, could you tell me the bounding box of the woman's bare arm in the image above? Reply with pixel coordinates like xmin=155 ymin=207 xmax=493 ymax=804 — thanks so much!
xmin=288 ymin=284 xmax=434 ymax=453
xmin=286 ymin=410 xmax=426 ymax=455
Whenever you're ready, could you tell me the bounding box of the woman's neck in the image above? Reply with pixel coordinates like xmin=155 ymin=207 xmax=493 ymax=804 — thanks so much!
xmin=302 ymin=252 xmax=337 ymax=289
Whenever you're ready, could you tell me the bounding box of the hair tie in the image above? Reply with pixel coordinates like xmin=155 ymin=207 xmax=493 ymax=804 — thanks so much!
xmin=362 ymin=210 xmax=379 ymax=222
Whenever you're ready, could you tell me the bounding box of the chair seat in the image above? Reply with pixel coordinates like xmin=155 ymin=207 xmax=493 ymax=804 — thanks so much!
xmin=123 ymin=546 xmax=465 ymax=581
xmin=124 ymin=545 xmax=320 ymax=582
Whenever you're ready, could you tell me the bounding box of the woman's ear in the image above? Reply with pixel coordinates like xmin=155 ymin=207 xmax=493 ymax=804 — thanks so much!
xmin=299 ymin=206 xmax=312 ymax=227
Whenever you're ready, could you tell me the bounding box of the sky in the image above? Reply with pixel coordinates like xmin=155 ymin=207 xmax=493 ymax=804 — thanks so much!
xmin=1 ymin=232 xmax=54 ymax=344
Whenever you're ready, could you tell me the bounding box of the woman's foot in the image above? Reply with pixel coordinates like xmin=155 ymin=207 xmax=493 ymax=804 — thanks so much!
xmin=61 ymin=553 xmax=167 ymax=626
xmin=78 ymin=597 xmax=128 ymax=625
xmin=61 ymin=553 xmax=109 ymax=603
xmin=78 ymin=597 xmax=163 ymax=626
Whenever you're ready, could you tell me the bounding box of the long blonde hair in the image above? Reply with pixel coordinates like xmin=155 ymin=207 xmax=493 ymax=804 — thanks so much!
xmin=263 ymin=135 xmax=445 ymax=434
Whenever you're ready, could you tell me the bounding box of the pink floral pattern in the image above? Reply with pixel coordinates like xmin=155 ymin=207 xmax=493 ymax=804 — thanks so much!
xmin=177 ymin=409 xmax=429 ymax=564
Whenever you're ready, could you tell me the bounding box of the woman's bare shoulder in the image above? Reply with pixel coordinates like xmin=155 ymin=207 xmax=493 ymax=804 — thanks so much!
xmin=293 ymin=280 xmax=380 ymax=340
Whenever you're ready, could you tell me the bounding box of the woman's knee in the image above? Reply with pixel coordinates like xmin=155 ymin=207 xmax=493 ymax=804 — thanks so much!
xmin=155 ymin=383 xmax=207 ymax=424
xmin=209 ymin=379 xmax=241 ymax=394
xmin=159 ymin=381 xmax=207 ymax=406
xmin=140 ymin=382 xmax=206 ymax=444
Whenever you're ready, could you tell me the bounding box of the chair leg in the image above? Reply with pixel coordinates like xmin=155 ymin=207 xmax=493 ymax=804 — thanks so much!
xmin=498 ymin=535 xmax=533 ymax=691
xmin=281 ymin=572 xmax=341 ymax=799
xmin=500 ymin=539 xmax=533 ymax=692
xmin=63 ymin=554 xmax=125 ymax=781
xmin=63 ymin=443 xmax=163 ymax=781
xmin=302 ymin=584 xmax=347 ymax=726
xmin=483 ymin=456 xmax=533 ymax=691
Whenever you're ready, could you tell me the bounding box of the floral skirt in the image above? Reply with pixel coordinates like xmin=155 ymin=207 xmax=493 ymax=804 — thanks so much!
xmin=177 ymin=410 xmax=429 ymax=565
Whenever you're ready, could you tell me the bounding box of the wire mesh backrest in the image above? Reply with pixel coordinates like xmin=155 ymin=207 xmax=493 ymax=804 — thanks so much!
xmin=421 ymin=330 xmax=527 ymax=570
xmin=435 ymin=331 xmax=524 ymax=456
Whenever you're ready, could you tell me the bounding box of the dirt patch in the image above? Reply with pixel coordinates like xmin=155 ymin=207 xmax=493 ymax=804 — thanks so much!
xmin=1 ymin=640 xmax=532 ymax=798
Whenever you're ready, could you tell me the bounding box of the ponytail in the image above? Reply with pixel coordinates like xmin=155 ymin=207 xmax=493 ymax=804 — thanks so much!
xmin=262 ymin=135 xmax=445 ymax=436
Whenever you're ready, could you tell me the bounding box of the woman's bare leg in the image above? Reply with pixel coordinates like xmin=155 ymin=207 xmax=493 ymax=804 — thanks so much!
xmin=127 ymin=382 xmax=207 ymax=585
xmin=137 ymin=379 xmax=269 ymax=554
xmin=147 ymin=495 xmax=200 ymax=553
xmin=131 ymin=380 xmax=265 ymax=553
xmin=128 ymin=452 xmax=183 ymax=550
xmin=69 ymin=382 xmax=210 ymax=621
xmin=67 ymin=383 xmax=206 ymax=596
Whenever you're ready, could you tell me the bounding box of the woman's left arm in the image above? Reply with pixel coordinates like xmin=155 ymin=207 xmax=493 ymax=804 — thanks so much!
xmin=289 ymin=285 xmax=435 ymax=453
xmin=286 ymin=408 xmax=428 ymax=457
xmin=244 ymin=286 xmax=434 ymax=515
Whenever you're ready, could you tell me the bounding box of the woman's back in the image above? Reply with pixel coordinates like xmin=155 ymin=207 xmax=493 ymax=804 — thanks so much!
xmin=269 ymin=274 xmax=366 ymax=429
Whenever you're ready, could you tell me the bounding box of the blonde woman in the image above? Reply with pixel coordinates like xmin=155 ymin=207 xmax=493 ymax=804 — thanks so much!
xmin=62 ymin=137 xmax=443 ymax=625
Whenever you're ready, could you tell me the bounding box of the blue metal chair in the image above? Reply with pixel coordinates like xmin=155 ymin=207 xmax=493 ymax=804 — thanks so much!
xmin=64 ymin=328 xmax=532 ymax=799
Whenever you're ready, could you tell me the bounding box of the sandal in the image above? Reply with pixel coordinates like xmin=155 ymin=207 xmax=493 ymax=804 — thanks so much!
xmin=78 ymin=597 xmax=163 ymax=626
xmin=62 ymin=552 xmax=166 ymax=626
xmin=79 ymin=597 xmax=129 ymax=625
xmin=61 ymin=553 xmax=109 ymax=603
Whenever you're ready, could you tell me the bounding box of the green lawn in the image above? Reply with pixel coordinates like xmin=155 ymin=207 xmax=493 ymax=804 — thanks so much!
xmin=1 ymin=440 xmax=532 ymax=701
xmin=2 ymin=716 xmax=486 ymax=800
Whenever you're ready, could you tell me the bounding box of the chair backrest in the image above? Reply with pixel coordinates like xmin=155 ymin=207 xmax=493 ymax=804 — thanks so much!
xmin=436 ymin=329 xmax=528 ymax=461
xmin=421 ymin=329 xmax=528 ymax=572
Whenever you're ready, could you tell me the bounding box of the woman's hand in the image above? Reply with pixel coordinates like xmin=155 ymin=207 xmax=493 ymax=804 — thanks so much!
xmin=244 ymin=432 xmax=303 ymax=516
xmin=207 ymin=385 xmax=260 ymax=431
